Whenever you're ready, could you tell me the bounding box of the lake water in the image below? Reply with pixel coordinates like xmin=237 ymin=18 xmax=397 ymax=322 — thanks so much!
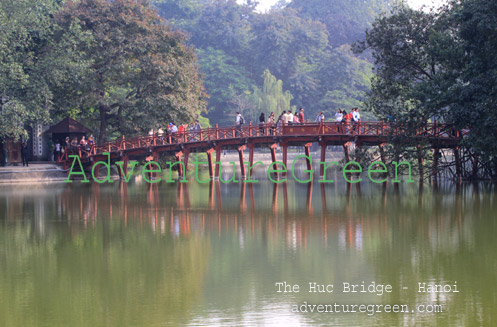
xmin=0 ymin=179 xmax=496 ymax=326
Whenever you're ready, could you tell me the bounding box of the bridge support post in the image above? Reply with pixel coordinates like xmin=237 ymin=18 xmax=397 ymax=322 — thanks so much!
xmin=151 ymin=151 xmax=159 ymax=180
xmin=175 ymin=151 xmax=184 ymax=179
xmin=454 ymin=147 xmax=462 ymax=183
xmin=343 ymin=142 xmax=350 ymax=164
xmin=319 ymin=142 xmax=326 ymax=179
xmin=282 ymin=143 xmax=288 ymax=177
xmin=417 ymin=145 xmax=424 ymax=182
xmin=183 ymin=150 xmax=190 ymax=176
xmin=207 ymin=148 xmax=215 ymax=180
xmin=117 ymin=156 xmax=129 ymax=180
xmin=304 ymin=143 xmax=312 ymax=172
xmin=215 ymin=146 xmax=222 ymax=179
xmin=270 ymin=143 xmax=278 ymax=178
xmin=343 ymin=142 xmax=351 ymax=179
xmin=238 ymin=145 xmax=246 ymax=179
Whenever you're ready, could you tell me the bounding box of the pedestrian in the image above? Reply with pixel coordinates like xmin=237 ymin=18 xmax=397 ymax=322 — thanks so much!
xmin=157 ymin=126 xmax=164 ymax=144
xmin=71 ymin=137 xmax=78 ymax=149
xmin=21 ymin=142 xmax=29 ymax=167
xmin=88 ymin=134 xmax=94 ymax=146
xmin=79 ymin=136 xmax=87 ymax=150
xmin=235 ymin=112 xmax=244 ymax=136
xmin=194 ymin=119 xmax=201 ymax=131
xmin=259 ymin=112 xmax=266 ymax=135
xmin=335 ymin=109 xmax=343 ymax=122
xmin=342 ymin=110 xmax=349 ymax=133
xmin=148 ymin=128 xmax=154 ymax=140
xmin=178 ymin=123 xmax=185 ymax=143
xmin=170 ymin=122 xmax=178 ymax=142
xmin=315 ymin=112 xmax=324 ymax=123
xmin=55 ymin=140 xmax=61 ymax=161
xmin=352 ymin=108 xmax=361 ymax=134
xmin=282 ymin=111 xmax=290 ymax=125
xmin=288 ymin=110 xmax=293 ymax=125
xmin=298 ymin=108 xmax=305 ymax=125
xmin=267 ymin=112 xmax=275 ymax=135
xmin=293 ymin=111 xmax=300 ymax=124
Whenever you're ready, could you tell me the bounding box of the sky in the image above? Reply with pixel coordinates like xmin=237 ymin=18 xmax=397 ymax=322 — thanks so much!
xmin=253 ymin=0 xmax=447 ymax=12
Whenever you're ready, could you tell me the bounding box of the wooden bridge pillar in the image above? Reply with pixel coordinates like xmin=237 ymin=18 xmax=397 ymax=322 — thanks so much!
xmin=238 ymin=145 xmax=246 ymax=179
xmin=206 ymin=148 xmax=215 ymax=179
xmin=215 ymin=146 xmax=222 ymax=179
xmin=417 ymin=144 xmax=424 ymax=182
xmin=183 ymin=150 xmax=190 ymax=174
xmin=248 ymin=144 xmax=255 ymax=167
xmin=281 ymin=143 xmax=288 ymax=177
xmin=175 ymin=151 xmax=184 ymax=178
xmin=304 ymin=143 xmax=313 ymax=172
xmin=319 ymin=142 xmax=326 ymax=179
xmin=117 ymin=155 xmax=129 ymax=180
xmin=270 ymin=143 xmax=278 ymax=178
xmin=343 ymin=142 xmax=350 ymax=164
xmin=306 ymin=182 xmax=313 ymax=215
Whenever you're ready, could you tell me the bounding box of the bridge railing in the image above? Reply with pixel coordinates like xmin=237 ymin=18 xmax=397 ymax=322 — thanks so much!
xmin=86 ymin=121 xmax=465 ymax=158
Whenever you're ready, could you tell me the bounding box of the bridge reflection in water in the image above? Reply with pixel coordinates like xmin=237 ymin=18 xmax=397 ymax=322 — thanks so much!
xmin=1 ymin=181 xmax=497 ymax=326
xmin=21 ymin=180 xmax=477 ymax=252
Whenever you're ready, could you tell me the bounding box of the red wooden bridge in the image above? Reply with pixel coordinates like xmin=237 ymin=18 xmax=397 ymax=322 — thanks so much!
xmin=59 ymin=121 xmax=466 ymax=180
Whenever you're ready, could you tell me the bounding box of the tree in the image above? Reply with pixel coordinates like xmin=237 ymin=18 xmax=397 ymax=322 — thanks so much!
xmin=444 ymin=0 xmax=497 ymax=157
xmin=0 ymin=0 xmax=61 ymax=140
xmin=54 ymin=0 xmax=206 ymax=141
xmin=250 ymin=70 xmax=294 ymax=118
xmin=196 ymin=47 xmax=254 ymax=124
xmin=288 ymin=0 xmax=394 ymax=47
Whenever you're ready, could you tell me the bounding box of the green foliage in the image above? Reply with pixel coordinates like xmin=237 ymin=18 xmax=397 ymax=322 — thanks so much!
xmin=53 ymin=0 xmax=206 ymax=142
xmin=196 ymin=47 xmax=254 ymax=124
xmin=0 ymin=0 xmax=61 ymax=140
xmin=289 ymin=0 xmax=394 ymax=46
xmin=151 ymin=0 xmax=387 ymax=124
xmin=250 ymin=70 xmax=294 ymax=118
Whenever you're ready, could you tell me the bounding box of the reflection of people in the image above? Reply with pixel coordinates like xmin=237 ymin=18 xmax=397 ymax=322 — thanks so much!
xmin=21 ymin=142 xmax=29 ymax=167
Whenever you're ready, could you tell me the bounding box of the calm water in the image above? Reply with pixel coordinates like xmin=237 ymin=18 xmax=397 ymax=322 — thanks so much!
xmin=0 ymin=179 xmax=496 ymax=326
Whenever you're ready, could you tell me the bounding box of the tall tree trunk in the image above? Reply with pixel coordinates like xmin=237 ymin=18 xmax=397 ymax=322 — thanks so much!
xmin=99 ymin=103 xmax=109 ymax=143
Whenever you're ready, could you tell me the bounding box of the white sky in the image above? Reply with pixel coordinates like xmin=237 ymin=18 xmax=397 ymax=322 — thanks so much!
xmin=253 ymin=0 xmax=447 ymax=12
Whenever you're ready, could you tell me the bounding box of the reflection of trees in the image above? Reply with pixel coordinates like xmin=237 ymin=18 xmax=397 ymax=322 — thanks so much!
xmin=0 ymin=184 xmax=210 ymax=327
xmin=0 ymin=181 xmax=496 ymax=326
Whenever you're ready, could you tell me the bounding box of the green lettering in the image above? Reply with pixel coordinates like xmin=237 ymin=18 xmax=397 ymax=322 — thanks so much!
xmin=392 ymin=161 xmax=414 ymax=183
xmin=142 ymin=161 xmax=162 ymax=183
xmin=318 ymin=161 xmax=339 ymax=183
xmin=115 ymin=160 xmax=138 ymax=183
xmin=291 ymin=154 xmax=314 ymax=183
xmin=268 ymin=161 xmax=287 ymax=183
xmin=368 ymin=161 xmax=388 ymax=183
xmin=65 ymin=155 xmax=89 ymax=183
xmin=343 ymin=161 xmax=362 ymax=183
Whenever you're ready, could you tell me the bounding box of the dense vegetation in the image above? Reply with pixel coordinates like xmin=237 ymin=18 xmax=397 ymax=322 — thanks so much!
xmin=0 ymin=0 xmax=206 ymax=142
xmin=356 ymin=0 xmax=497 ymax=176
xmin=152 ymin=0 xmax=390 ymax=124
xmin=1 ymin=0 xmax=496 ymax=175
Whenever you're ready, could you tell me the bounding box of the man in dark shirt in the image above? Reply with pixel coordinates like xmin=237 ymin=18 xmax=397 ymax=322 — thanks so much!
xmin=21 ymin=142 xmax=29 ymax=167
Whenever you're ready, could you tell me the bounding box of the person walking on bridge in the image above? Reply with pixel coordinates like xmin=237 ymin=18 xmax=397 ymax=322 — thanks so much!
xmin=259 ymin=112 xmax=266 ymax=135
xmin=235 ymin=112 xmax=244 ymax=136
xmin=298 ymin=108 xmax=305 ymax=125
